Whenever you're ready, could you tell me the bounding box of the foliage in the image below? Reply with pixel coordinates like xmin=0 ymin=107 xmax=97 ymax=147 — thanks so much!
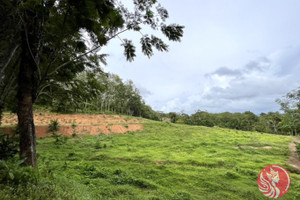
xmin=48 ymin=119 xmax=60 ymax=133
xmin=1 ymin=0 xmax=184 ymax=166
xmin=188 ymin=110 xmax=215 ymax=127
xmin=0 ymin=0 xmax=20 ymax=125
xmin=36 ymin=71 xmax=160 ymax=121
xmin=1 ymin=0 xmax=184 ymax=115
xmin=0 ymin=159 xmax=39 ymax=185
xmin=174 ymin=110 xmax=260 ymax=132
xmin=276 ymin=88 xmax=300 ymax=111
xmin=36 ymin=85 xmax=300 ymax=137
xmin=169 ymin=112 xmax=179 ymax=123
xmin=254 ymin=112 xmax=282 ymax=134
xmin=0 ymin=158 xmax=93 ymax=199
xmin=47 ymin=119 xmax=68 ymax=145
xmin=71 ymin=122 xmax=78 ymax=137
xmin=52 ymin=134 xmax=69 ymax=146
xmin=0 ymin=130 xmax=19 ymax=160
xmin=276 ymin=88 xmax=300 ymax=135
xmin=168 ymin=106 xmax=299 ymax=136
xmin=33 ymin=86 xmax=300 ymax=136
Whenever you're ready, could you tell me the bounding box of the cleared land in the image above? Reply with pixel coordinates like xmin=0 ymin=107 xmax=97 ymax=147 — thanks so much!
xmin=1 ymin=116 xmax=300 ymax=199
xmin=1 ymin=113 xmax=143 ymax=137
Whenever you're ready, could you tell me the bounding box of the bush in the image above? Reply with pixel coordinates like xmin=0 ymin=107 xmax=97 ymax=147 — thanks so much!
xmin=47 ymin=119 xmax=68 ymax=145
xmin=0 ymin=130 xmax=19 ymax=160
xmin=94 ymin=140 xmax=102 ymax=149
xmin=0 ymin=159 xmax=39 ymax=185
xmin=71 ymin=123 xmax=78 ymax=137
xmin=52 ymin=134 xmax=68 ymax=145
xmin=0 ymin=159 xmax=92 ymax=200
xmin=48 ymin=119 xmax=60 ymax=133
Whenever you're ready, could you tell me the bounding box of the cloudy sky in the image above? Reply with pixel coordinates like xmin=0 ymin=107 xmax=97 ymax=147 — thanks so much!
xmin=102 ymin=0 xmax=300 ymax=114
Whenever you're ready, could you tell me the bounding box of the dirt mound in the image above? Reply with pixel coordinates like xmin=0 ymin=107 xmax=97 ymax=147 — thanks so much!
xmin=1 ymin=113 xmax=144 ymax=137
xmin=1 ymin=113 xmax=142 ymax=126
xmin=288 ymin=138 xmax=300 ymax=172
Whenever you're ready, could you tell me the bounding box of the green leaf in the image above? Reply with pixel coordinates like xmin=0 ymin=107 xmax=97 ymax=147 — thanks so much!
xmin=8 ymin=172 xmax=14 ymax=180
xmin=122 ymin=40 xmax=136 ymax=62
xmin=150 ymin=36 xmax=168 ymax=52
xmin=141 ymin=36 xmax=153 ymax=57
xmin=161 ymin=24 xmax=184 ymax=42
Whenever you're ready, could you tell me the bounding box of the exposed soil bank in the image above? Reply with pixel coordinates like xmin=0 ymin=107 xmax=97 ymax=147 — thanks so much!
xmin=1 ymin=113 xmax=144 ymax=137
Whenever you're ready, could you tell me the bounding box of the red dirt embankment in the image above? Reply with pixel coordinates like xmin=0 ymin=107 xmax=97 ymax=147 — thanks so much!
xmin=1 ymin=113 xmax=143 ymax=138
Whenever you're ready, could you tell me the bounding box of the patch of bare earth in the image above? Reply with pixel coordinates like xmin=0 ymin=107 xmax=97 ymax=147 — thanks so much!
xmin=155 ymin=161 xmax=165 ymax=165
xmin=1 ymin=113 xmax=144 ymax=137
xmin=288 ymin=138 xmax=300 ymax=172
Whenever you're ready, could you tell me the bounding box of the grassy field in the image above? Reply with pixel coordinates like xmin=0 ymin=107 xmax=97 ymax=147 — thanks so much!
xmin=1 ymin=120 xmax=300 ymax=199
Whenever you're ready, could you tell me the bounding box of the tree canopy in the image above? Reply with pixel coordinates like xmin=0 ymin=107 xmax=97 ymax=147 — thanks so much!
xmin=0 ymin=0 xmax=184 ymax=166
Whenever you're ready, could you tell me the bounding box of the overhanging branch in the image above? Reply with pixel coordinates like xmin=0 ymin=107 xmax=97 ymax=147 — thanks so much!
xmin=0 ymin=44 xmax=19 ymax=83
xmin=48 ymin=28 xmax=130 ymax=76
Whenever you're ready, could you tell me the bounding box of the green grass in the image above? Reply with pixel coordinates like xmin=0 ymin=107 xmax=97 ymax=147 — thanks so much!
xmin=2 ymin=120 xmax=300 ymax=199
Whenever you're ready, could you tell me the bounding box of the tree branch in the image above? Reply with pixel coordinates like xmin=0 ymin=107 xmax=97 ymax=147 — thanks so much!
xmin=24 ymin=24 xmax=42 ymax=81
xmin=0 ymin=44 xmax=19 ymax=83
xmin=48 ymin=27 xmax=130 ymax=76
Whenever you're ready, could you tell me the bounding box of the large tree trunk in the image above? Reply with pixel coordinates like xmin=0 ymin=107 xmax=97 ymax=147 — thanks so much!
xmin=17 ymin=45 xmax=37 ymax=167
xmin=17 ymin=46 xmax=37 ymax=167
xmin=17 ymin=10 xmax=38 ymax=167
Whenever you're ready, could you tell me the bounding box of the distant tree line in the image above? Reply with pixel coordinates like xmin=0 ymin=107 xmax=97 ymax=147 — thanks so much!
xmin=2 ymin=70 xmax=300 ymax=136
xmin=165 ymin=88 xmax=300 ymax=136
xmin=2 ymin=65 xmax=300 ymax=136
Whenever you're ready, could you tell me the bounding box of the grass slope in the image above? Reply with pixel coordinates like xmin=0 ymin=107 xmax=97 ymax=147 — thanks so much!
xmin=2 ymin=120 xmax=300 ymax=199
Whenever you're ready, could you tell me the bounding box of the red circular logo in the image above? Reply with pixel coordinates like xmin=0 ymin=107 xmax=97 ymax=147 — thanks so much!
xmin=257 ymin=165 xmax=291 ymax=198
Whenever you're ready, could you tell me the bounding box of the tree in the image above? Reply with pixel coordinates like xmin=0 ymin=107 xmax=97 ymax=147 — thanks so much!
xmin=281 ymin=110 xmax=300 ymax=136
xmin=239 ymin=111 xmax=259 ymax=131
xmin=0 ymin=1 xmax=20 ymax=124
xmin=276 ymin=88 xmax=300 ymax=135
xmin=1 ymin=0 xmax=184 ymax=167
xmin=189 ymin=110 xmax=215 ymax=127
xmin=254 ymin=112 xmax=282 ymax=134
xmin=169 ymin=112 xmax=178 ymax=123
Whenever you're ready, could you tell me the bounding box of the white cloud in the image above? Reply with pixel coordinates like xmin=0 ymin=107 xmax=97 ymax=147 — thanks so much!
xmin=102 ymin=1 xmax=300 ymax=115
xmin=176 ymin=47 xmax=300 ymax=114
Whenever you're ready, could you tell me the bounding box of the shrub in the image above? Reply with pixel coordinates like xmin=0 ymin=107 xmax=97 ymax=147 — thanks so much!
xmin=48 ymin=119 xmax=60 ymax=133
xmin=0 ymin=130 xmax=19 ymax=160
xmin=71 ymin=123 xmax=78 ymax=137
xmin=52 ymin=134 xmax=68 ymax=145
xmin=47 ymin=120 xmax=68 ymax=145
xmin=0 ymin=159 xmax=39 ymax=185
xmin=94 ymin=140 xmax=101 ymax=149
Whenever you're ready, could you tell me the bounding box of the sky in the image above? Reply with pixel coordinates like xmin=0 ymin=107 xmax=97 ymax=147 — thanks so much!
xmin=102 ymin=0 xmax=300 ymax=114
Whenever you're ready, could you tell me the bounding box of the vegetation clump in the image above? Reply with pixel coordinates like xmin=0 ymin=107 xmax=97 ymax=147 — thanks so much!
xmin=48 ymin=120 xmax=68 ymax=145
xmin=0 ymin=130 xmax=18 ymax=160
